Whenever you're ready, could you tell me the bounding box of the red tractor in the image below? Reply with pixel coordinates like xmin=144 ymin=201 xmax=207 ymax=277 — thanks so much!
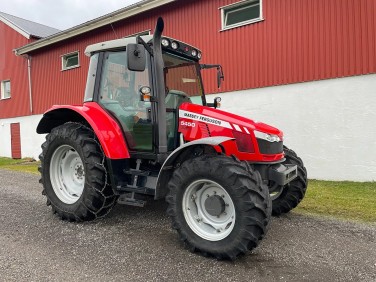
xmin=37 ymin=18 xmax=307 ymax=260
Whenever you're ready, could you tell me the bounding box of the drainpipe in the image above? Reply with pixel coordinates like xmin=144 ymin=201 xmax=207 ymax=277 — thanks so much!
xmin=26 ymin=55 xmax=33 ymax=114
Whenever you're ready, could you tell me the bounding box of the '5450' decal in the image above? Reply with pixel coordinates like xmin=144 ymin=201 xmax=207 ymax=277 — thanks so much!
xmin=180 ymin=121 xmax=196 ymax=127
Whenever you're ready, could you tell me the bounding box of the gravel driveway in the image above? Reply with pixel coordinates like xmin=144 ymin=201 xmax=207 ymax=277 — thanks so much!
xmin=0 ymin=170 xmax=375 ymax=282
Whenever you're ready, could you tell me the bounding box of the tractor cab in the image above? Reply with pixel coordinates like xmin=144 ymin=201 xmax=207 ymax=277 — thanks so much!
xmin=84 ymin=34 xmax=208 ymax=159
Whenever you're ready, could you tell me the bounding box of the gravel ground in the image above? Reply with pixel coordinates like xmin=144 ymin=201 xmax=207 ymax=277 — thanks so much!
xmin=0 ymin=169 xmax=375 ymax=282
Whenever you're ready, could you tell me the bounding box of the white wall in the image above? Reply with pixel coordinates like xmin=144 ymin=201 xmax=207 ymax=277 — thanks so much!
xmin=207 ymin=74 xmax=376 ymax=181
xmin=0 ymin=114 xmax=45 ymax=160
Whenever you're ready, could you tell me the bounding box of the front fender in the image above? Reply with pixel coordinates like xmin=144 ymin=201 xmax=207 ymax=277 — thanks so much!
xmin=155 ymin=136 xmax=235 ymax=200
xmin=37 ymin=102 xmax=130 ymax=159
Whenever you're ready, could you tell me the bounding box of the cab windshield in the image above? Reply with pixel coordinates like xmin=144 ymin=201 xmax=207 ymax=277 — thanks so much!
xmin=163 ymin=53 xmax=204 ymax=106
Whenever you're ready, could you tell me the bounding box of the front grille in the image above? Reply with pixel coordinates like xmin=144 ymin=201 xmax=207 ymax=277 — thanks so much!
xmin=257 ymin=139 xmax=283 ymax=154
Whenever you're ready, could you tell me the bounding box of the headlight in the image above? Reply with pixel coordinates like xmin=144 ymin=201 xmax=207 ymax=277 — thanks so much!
xmin=191 ymin=49 xmax=197 ymax=57
xmin=254 ymin=131 xmax=281 ymax=142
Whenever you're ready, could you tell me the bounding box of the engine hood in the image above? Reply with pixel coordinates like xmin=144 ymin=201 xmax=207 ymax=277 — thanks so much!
xmin=179 ymin=103 xmax=283 ymax=138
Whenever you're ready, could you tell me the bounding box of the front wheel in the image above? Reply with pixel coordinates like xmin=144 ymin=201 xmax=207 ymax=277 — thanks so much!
xmin=166 ymin=155 xmax=271 ymax=260
xmin=39 ymin=123 xmax=117 ymax=221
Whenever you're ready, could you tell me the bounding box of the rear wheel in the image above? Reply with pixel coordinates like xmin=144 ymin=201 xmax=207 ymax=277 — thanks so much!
xmin=270 ymin=147 xmax=308 ymax=216
xmin=39 ymin=123 xmax=117 ymax=221
xmin=166 ymin=155 xmax=271 ymax=260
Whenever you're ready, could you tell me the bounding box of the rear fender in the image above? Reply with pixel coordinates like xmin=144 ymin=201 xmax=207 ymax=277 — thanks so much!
xmin=155 ymin=136 xmax=235 ymax=200
xmin=37 ymin=103 xmax=130 ymax=159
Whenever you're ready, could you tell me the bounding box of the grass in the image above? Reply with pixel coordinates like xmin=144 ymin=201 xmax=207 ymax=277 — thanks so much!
xmin=295 ymin=180 xmax=376 ymax=223
xmin=0 ymin=157 xmax=375 ymax=223
xmin=0 ymin=157 xmax=40 ymax=174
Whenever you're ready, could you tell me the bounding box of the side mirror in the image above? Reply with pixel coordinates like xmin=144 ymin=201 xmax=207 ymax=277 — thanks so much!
xmin=217 ymin=67 xmax=224 ymax=89
xmin=127 ymin=44 xmax=146 ymax=71
xmin=200 ymin=64 xmax=224 ymax=89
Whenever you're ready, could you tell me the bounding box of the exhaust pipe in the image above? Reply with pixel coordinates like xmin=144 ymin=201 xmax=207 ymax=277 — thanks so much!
xmin=152 ymin=18 xmax=168 ymax=155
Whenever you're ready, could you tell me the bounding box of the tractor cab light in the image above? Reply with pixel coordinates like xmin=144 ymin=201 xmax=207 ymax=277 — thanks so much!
xmin=139 ymin=86 xmax=152 ymax=102
xmin=191 ymin=49 xmax=197 ymax=57
xmin=171 ymin=41 xmax=179 ymax=50
xmin=140 ymin=86 xmax=151 ymax=94
xmin=214 ymin=97 xmax=221 ymax=108
xmin=161 ymin=38 xmax=170 ymax=47
xmin=141 ymin=94 xmax=152 ymax=102
xmin=197 ymin=52 xmax=202 ymax=59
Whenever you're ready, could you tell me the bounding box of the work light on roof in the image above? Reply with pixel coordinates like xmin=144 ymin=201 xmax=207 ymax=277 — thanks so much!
xmin=171 ymin=41 xmax=179 ymax=50
xmin=197 ymin=52 xmax=202 ymax=59
xmin=191 ymin=49 xmax=197 ymax=57
xmin=161 ymin=38 xmax=170 ymax=47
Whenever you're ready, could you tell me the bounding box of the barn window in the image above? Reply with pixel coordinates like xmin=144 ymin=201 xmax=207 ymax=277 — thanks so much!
xmin=62 ymin=51 xmax=80 ymax=70
xmin=1 ymin=80 xmax=11 ymax=99
xmin=220 ymin=0 xmax=263 ymax=30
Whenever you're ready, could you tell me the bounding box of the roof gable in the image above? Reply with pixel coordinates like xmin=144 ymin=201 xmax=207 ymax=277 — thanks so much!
xmin=0 ymin=11 xmax=60 ymax=39
xmin=15 ymin=0 xmax=175 ymax=55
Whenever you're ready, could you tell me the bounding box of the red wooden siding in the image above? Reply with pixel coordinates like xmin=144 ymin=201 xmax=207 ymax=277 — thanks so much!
xmin=11 ymin=0 xmax=376 ymax=117
xmin=0 ymin=22 xmax=30 ymax=119
xmin=10 ymin=123 xmax=21 ymax=159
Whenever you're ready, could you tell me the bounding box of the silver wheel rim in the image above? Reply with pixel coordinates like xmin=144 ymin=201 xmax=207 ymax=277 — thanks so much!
xmin=182 ymin=179 xmax=235 ymax=241
xmin=50 ymin=145 xmax=85 ymax=204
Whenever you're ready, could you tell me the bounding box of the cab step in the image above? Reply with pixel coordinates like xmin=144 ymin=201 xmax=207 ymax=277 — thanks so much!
xmin=117 ymin=192 xmax=146 ymax=207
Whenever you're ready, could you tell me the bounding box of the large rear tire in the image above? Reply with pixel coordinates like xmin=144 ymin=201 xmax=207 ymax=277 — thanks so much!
xmin=166 ymin=155 xmax=271 ymax=260
xmin=270 ymin=147 xmax=308 ymax=216
xmin=39 ymin=123 xmax=117 ymax=221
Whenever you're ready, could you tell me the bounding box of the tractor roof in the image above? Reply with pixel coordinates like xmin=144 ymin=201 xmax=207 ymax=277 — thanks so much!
xmin=84 ymin=35 xmax=153 ymax=56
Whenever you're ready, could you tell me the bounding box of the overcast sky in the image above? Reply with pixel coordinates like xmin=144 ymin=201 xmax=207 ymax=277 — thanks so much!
xmin=1 ymin=0 xmax=142 ymax=30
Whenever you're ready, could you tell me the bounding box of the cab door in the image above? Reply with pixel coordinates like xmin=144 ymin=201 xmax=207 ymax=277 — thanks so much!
xmin=98 ymin=51 xmax=153 ymax=152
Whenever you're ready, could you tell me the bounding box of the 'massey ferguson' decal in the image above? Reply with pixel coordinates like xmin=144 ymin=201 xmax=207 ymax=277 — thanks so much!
xmin=179 ymin=110 xmax=232 ymax=129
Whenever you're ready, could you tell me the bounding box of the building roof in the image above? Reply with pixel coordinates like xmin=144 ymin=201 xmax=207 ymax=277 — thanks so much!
xmin=0 ymin=11 xmax=60 ymax=39
xmin=15 ymin=0 xmax=175 ymax=56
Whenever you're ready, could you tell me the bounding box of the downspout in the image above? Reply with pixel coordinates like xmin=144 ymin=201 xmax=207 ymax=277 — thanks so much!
xmin=26 ymin=55 xmax=33 ymax=114
xmin=20 ymin=54 xmax=33 ymax=113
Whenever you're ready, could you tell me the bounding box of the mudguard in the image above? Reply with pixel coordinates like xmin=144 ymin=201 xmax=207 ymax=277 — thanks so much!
xmin=37 ymin=102 xmax=130 ymax=159
xmin=154 ymin=136 xmax=235 ymax=199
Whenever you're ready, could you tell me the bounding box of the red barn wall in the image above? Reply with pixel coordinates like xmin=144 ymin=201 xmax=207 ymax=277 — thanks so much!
xmin=26 ymin=0 xmax=376 ymax=115
xmin=0 ymin=22 xmax=30 ymax=118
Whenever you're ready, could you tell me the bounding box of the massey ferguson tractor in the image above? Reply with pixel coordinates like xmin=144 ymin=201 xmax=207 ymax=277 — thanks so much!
xmin=37 ymin=18 xmax=307 ymax=260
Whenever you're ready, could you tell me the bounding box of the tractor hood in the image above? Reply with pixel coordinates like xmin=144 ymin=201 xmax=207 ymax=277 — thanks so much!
xmin=179 ymin=102 xmax=283 ymax=138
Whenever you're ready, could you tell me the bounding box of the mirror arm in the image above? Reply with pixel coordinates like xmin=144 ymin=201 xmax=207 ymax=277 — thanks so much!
xmin=137 ymin=36 xmax=153 ymax=56
xmin=200 ymin=64 xmax=220 ymax=70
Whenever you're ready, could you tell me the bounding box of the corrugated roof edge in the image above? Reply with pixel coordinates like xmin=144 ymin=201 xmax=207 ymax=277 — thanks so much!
xmin=0 ymin=11 xmax=60 ymax=39
xmin=14 ymin=0 xmax=175 ymax=56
